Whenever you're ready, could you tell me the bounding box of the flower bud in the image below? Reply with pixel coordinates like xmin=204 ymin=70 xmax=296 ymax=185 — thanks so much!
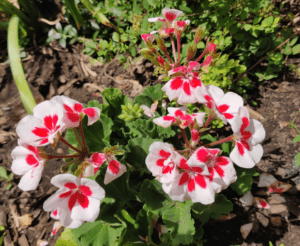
xmin=186 ymin=43 xmax=197 ymax=61
xmin=194 ymin=26 xmax=205 ymax=44
xmin=156 ymin=36 xmax=168 ymax=54
xmin=208 ymin=43 xmax=217 ymax=53
xmin=202 ymin=55 xmax=213 ymax=67
xmin=174 ymin=20 xmax=190 ymax=38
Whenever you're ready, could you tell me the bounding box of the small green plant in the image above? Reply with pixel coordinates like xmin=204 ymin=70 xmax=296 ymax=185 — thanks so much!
xmin=0 ymin=167 xmax=14 ymax=190
xmin=290 ymin=118 xmax=300 ymax=167
xmin=0 ymin=225 xmax=5 ymax=246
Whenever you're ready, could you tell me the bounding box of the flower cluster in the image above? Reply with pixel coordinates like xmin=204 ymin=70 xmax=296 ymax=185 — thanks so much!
xmin=142 ymin=8 xmax=266 ymax=205
xmin=11 ymin=96 xmax=127 ymax=228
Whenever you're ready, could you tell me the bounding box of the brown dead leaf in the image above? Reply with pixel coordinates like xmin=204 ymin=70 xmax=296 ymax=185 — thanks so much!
xmin=270 ymin=217 xmax=282 ymax=227
xmin=19 ymin=214 xmax=34 ymax=228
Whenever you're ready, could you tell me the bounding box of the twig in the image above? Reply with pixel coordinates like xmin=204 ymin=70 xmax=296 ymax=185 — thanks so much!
xmin=233 ymin=33 xmax=296 ymax=83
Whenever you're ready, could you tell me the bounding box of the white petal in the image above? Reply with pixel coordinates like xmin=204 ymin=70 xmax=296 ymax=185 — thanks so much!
xmin=18 ymin=164 xmax=43 ymax=191
xmin=153 ymin=117 xmax=174 ymax=128
xmin=148 ymin=17 xmax=162 ymax=22
xmin=248 ymin=119 xmax=266 ymax=146
xmin=162 ymin=173 xmax=188 ymax=202
xmin=11 ymin=146 xmax=37 ymax=175
xmin=71 ymin=197 xmax=100 ymax=222
xmin=249 ymin=144 xmax=263 ymax=164
xmin=51 ymin=174 xmax=80 ymax=188
xmin=80 ymin=178 xmax=105 ymax=201
xmin=177 ymin=90 xmax=198 ymax=105
xmin=191 ymin=112 xmax=206 ymax=126
xmin=190 ymin=176 xmax=215 ymax=204
xmin=230 ymin=143 xmax=256 ymax=168
xmin=33 ymin=100 xmax=64 ymax=124
xmin=103 ymin=161 xmax=127 ymax=185
xmin=167 ymin=106 xmax=187 ymax=115
xmin=83 ymin=107 xmax=101 ymax=126
xmin=207 ymin=85 xmax=224 ymax=104
xmin=162 ymin=8 xmax=183 ymax=21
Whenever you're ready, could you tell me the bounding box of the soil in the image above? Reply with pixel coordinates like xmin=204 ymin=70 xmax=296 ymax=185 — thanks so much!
xmin=1 ymin=3 xmax=300 ymax=246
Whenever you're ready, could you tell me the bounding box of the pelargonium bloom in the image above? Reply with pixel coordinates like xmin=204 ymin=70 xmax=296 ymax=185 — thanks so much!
xmin=196 ymin=85 xmax=243 ymax=127
xmin=230 ymin=106 xmax=265 ymax=168
xmin=162 ymin=156 xmax=214 ymax=204
xmin=51 ymin=95 xmax=100 ymax=128
xmin=188 ymin=147 xmax=237 ymax=192
xmin=141 ymin=34 xmax=155 ymax=44
xmin=84 ymin=152 xmax=127 ymax=185
xmin=162 ymin=61 xmax=205 ymax=104
xmin=148 ymin=8 xmax=183 ymax=37
xmin=174 ymin=20 xmax=190 ymax=37
xmin=43 ymin=174 xmax=105 ymax=228
xmin=153 ymin=105 xmax=205 ymax=129
xmin=16 ymin=100 xmax=65 ymax=146
xmin=146 ymin=142 xmax=180 ymax=183
xmin=11 ymin=140 xmax=45 ymax=191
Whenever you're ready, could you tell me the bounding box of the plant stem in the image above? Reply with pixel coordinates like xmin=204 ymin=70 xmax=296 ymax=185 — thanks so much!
xmin=73 ymin=128 xmax=84 ymax=150
xmin=164 ymin=50 xmax=174 ymax=64
xmin=204 ymin=135 xmax=234 ymax=148
xmin=180 ymin=127 xmax=190 ymax=148
xmin=48 ymin=154 xmax=82 ymax=159
xmin=170 ymin=34 xmax=177 ymax=65
xmin=177 ymin=35 xmax=181 ymax=66
xmin=59 ymin=135 xmax=83 ymax=153
xmin=176 ymin=149 xmax=190 ymax=154
xmin=195 ymin=48 xmax=207 ymax=63
xmin=79 ymin=119 xmax=88 ymax=153
xmin=198 ymin=111 xmax=215 ymax=140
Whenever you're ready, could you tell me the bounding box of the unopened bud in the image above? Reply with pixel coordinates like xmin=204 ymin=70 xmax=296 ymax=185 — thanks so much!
xmin=208 ymin=43 xmax=217 ymax=53
xmin=186 ymin=43 xmax=197 ymax=61
xmin=174 ymin=20 xmax=190 ymax=38
xmin=156 ymin=36 xmax=168 ymax=54
xmin=202 ymin=55 xmax=213 ymax=67
xmin=194 ymin=26 xmax=205 ymax=44
xmin=158 ymin=55 xmax=166 ymax=66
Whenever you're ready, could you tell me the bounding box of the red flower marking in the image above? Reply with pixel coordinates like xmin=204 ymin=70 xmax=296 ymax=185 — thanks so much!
xmin=179 ymin=172 xmax=189 ymax=185
xmin=159 ymin=149 xmax=171 ymax=158
xmin=196 ymin=148 xmax=209 ymax=162
xmin=204 ymin=95 xmax=214 ymax=109
xmin=53 ymin=210 xmax=58 ymax=216
xmin=25 ymin=155 xmax=38 ymax=166
xmin=83 ymin=108 xmax=96 ymax=118
xmin=165 ymin=12 xmax=177 ymax=22
xmin=183 ymin=82 xmax=191 ymax=95
xmin=195 ymin=174 xmax=207 ymax=188
xmin=65 ymin=182 xmax=77 ymax=189
xmin=165 ymin=28 xmax=174 ymax=34
xmin=108 ymin=159 xmax=120 ymax=174
xmin=162 ymin=116 xmax=175 ymax=122
xmin=176 ymin=21 xmax=186 ymax=27
xmin=237 ymin=142 xmax=245 ymax=156
xmin=216 ymin=156 xmax=229 ymax=166
xmin=32 ymin=128 xmax=48 ymax=137
xmin=170 ymin=77 xmax=183 ymax=90
xmin=156 ymin=159 xmax=165 ymax=167
xmin=188 ymin=178 xmax=195 ymax=192
xmin=190 ymin=77 xmax=202 ymax=88
xmin=179 ymin=158 xmax=189 ymax=170
xmin=174 ymin=110 xmax=184 ymax=117
xmin=214 ymin=165 xmax=225 ymax=178
xmin=74 ymin=103 xmax=83 ymax=112
xmin=259 ymin=200 xmax=268 ymax=208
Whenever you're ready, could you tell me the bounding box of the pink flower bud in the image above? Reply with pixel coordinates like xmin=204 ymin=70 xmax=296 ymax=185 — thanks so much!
xmin=208 ymin=43 xmax=217 ymax=53
xmin=141 ymin=34 xmax=154 ymax=43
xmin=202 ymin=56 xmax=213 ymax=67
xmin=158 ymin=55 xmax=166 ymax=65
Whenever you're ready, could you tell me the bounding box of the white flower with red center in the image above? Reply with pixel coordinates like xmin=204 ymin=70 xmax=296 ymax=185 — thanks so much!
xmin=153 ymin=105 xmax=205 ymax=129
xmin=148 ymin=8 xmax=183 ymax=24
xmin=230 ymin=106 xmax=265 ymax=168
xmin=174 ymin=20 xmax=190 ymax=37
xmin=16 ymin=100 xmax=65 ymax=146
xmin=196 ymin=85 xmax=243 ymax=126
xmin=51 ymin=95 xmax=100 ymax=128
xmin=189 ymin=147 xmax=237 ymax=192
xmin=84 ymin=152 xmax=127 ymax=185
xmin=11 ymin=140 xmax=45 ymax=191
xmin=162 ymin=61 xmax=205 ymax=104
xmin=43 ymin=174 xmax=105 ymax=228
xmin=162 ymin=156 xmax=215 ymax=204
xmin=146 ymin=142 xmax=180 ymax=183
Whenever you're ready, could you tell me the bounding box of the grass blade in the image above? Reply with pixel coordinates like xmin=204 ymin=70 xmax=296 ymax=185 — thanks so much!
xmin=8 ymin=15 xmax=36 ymax=114
xmin=64 ymin=0 xmax=84 ymax=29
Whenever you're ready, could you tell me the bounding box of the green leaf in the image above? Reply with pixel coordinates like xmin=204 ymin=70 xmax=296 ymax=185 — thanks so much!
xmin=295 ymin=152 xmax=300 ymax=167
xmin=112 ymin=32 xmax=120 ymax=42
xmin=292 ymin=135 xmax=300 ymax=143
xmin=146 ymin=0 xmax=157 ymax=7
xmin=139 ymin=179 xmax=174 ymax=214
xmin=261 ymin=16 xmax=274 ymax=27
xmin=162 ymin=201 xmax=195 ymax=245
xmin=253 ymin=16 xmax=262 ymax=25
xmin=7 ymin=16 xmax=36 ymax=114
xmin=243 ymin=24 xmax=252 ymax=31
xmin=134 ymin=84 xmax=163 ymax=107
xmin=126 ymin=137 xmax=161 ymax=170
xmin=84 ymin=40 xmax=97 ymax=49
xmin=292 ymin=44 xmax=300 ymax=55
xmin=64 ymin=0 xmax=84 ymax=28
xmin=0 ymin=231 xmax=6 ymax=246
xmin=56 ymin=228 xmax=80 ymax=246
xmin=71 ymin=221 xmax=124 ymax=246
xmin=0 ymin=166 xmax=8 ymax=180
xmin=290 ymin=36 xmax=298 ymax=46
xmin=5 ymin=183 xmax=12 ymax=190
xmin=240 ymin=8 xmax=249 ymax=21
xmin=230 ymin=166 xmax=258 ymax=195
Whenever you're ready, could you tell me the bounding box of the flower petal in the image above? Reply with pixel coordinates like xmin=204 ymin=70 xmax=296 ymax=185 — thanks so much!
xmin=104 ymin=160 xmax=127 ymax=185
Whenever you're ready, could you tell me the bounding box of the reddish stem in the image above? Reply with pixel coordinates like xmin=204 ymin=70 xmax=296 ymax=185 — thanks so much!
xmin=180 ymin=127 xmax=190 ymax=148
xmin=170 ymin=34 xmax=177 ymax=64
xmin=177 ymin=35 xmax=181 ymax=66
xmin=195 ymin=48 xmax=208 ymax=63
xmin=204 ymin=135 xmax=234 ymax=148
xmin=73 ymin=128 xmax=84 ymax=150
xmin=59 ymin=135 xmax=83 ymax=153
xmin=198 ymin=111 xmax=215 ymax=140
xmin=79 ymin=119 xmax=88 ymax=153
xmin=48 ymin=154 xmax=82 ymax=159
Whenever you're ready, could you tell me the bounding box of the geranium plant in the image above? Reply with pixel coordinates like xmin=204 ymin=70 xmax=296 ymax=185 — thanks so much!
xmin=11 ymin=7 xmax=265 ymax=245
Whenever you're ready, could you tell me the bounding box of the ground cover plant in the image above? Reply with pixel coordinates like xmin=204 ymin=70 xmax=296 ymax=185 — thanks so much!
xmin=8 ymin=7 xmax=269 ymax=245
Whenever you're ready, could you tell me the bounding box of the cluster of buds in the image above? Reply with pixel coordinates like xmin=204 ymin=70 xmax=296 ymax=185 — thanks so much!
xmin=11 ymin=96 xmax=127 ymax=228
xmin=141 ymin=8 xmax=266 ymax=204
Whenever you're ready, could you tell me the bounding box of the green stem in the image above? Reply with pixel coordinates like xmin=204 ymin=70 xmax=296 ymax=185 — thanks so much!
xmin=73 ymin=128 xmax=84 ymax=150
xmin=48 ymin=154 xmax=82 ymax=159
xmin=198 ymin=111 xmax=215 ymax=140
xmin=79 ymin=119 xmax=88 ymax=153
xmin=180 ymin=127 xmax=190 ymax=148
